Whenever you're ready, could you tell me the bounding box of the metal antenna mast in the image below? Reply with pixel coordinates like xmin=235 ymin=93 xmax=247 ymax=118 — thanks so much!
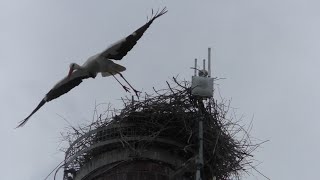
xmin=191 ymin=47 xmax=214 ymax=180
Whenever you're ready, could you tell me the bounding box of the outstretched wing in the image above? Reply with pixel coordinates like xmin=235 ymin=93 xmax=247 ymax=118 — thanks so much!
xmin=16 ymin=70 xmax=92 ymax=128
xmin=100 ymin=7 xmax=167 ymax=60
xmin=46 ymin=70 xmax=91 ymax=101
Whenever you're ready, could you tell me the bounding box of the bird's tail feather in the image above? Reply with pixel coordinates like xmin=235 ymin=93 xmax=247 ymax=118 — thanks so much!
xmin=16 ymin=99 xmax=46 ymax=128
xmin=113 ymin=63 xmax=126 ymax=73
xmin=101 ymin=72 xmax=112 ymax=77
xmin=101 ymin=64 xmax=126 ymax=77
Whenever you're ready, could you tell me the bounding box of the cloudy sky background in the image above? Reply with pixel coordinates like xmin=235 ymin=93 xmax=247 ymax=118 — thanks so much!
xmin=1 ymin=0 xmax=319 ymax=179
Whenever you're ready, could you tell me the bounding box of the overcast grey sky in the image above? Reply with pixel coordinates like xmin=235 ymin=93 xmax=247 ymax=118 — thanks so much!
xmin=1 ymin=0 xmax=320 ymax=179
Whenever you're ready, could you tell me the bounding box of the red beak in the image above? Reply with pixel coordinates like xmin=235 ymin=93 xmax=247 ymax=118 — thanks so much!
xmin=67 ymin=67 xmax=73 ymax=78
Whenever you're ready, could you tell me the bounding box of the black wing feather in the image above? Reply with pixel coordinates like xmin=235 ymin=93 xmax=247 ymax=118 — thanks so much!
xmin=46 ymin=76 xmax=88 ymax=101
xmin=16 ymin=99 xmax=46 ymax=128
xmin=16 ymin=73 xmax=91 ymax=128
xmin=104 ymin=7 xmax=167 ymax=60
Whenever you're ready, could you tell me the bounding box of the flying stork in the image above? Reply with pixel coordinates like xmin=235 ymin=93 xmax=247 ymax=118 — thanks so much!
xmin=16 ymin=7 xmax=167 ymax=128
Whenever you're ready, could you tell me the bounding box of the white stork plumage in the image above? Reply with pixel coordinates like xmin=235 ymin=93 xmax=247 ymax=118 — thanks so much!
xmin=16 ymin=7 xmax=167 ymax=128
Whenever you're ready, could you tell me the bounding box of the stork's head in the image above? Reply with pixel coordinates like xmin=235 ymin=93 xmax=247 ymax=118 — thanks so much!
xmin=68 ymin=63 xmax=78 ymax=78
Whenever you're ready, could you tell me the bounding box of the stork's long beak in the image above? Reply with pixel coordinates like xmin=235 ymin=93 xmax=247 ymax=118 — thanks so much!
xmin=67 ymin=67 xmax=73 ymax=79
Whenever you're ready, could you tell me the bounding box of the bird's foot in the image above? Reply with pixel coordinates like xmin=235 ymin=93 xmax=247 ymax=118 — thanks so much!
xmin=122 ymin=86 xmax=130 ymax=92
xmin=132 ymin=89 xmax=141 ymax=99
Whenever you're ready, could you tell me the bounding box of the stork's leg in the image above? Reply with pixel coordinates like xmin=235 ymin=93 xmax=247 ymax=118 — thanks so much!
xmin=118 ymin=72 xmax=141 ymax=97
xmin=111 ymin=74 xmax=130 ymax=92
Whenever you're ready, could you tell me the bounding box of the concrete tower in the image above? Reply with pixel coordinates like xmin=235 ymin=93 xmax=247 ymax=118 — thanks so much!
xmin=63 ymin=114 xmax=195 ymax=180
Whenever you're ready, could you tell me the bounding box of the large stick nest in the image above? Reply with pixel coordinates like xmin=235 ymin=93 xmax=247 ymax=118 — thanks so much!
xmin=60 ymin=78 xmax=263 ymax=180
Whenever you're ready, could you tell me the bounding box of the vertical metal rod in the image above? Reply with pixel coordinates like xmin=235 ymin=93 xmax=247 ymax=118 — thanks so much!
xmin=203 ymin=59 xmax=206 ymax=71
xmin=194 ymin=58 xmax=198 ymax=76
xmin=196 ymin=168 xmax=201 ymax=180
xmin=199 ymin=116 xmax=204 ymax=179
xmin=208 ymin=47 xmax=211 ymax=77
xmin=196 ymin=107 xmax=204 ymax=180
xmin=131 ymin=95 xmax=134 ymax=106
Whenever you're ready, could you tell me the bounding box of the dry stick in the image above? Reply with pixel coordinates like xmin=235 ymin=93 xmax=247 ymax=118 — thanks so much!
xmin=166 ymin=81 xmax=175 ymax=94
xmin=43 ymin=160 xmax=64 ymax=180
xmin=249 ymin=164 xmax=271 ymax=180
xmin=54 ymin=163 xmax=65 ymax=180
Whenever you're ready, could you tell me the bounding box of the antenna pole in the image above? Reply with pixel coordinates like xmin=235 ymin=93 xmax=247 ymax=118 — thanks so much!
xmin=203 ymin=59 xmax=206 ymax=71
xmin=196 ymin=109 xmax=204 ymax=180
xmin=208 ymin=47 xmax=211 ymax=77
xmin=194 ymin=59 xmax=198 ymax=76
xmin=191 ymin=47 xmax=214 ymax=180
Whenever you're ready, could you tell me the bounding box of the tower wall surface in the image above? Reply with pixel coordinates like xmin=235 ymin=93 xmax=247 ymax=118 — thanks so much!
xmin=64 ymin=121 xmax=194 ymax=180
